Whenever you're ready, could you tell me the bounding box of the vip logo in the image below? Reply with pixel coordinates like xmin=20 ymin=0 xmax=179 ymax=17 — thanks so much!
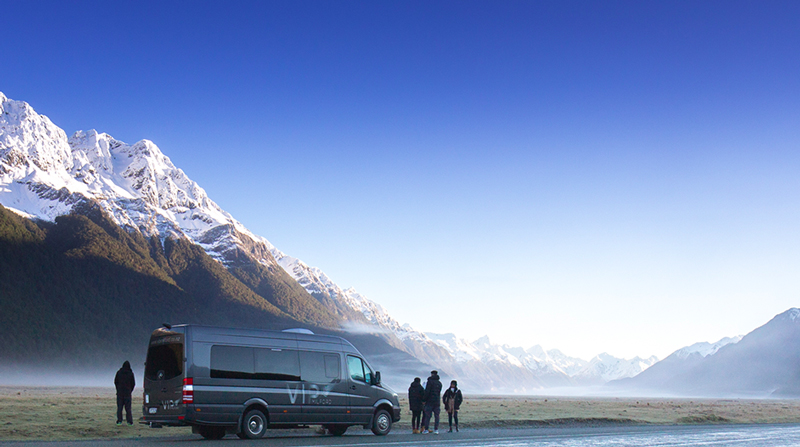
xmin=161 ymin=399 xmax=181 ymax=410
xmin=287 ymin=384 xmax=333 ymax=404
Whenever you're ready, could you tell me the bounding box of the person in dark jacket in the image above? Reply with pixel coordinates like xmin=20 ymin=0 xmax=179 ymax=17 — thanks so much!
xmin=114 ymin=361 xmax=136 ymax=425
xmin=421 ymin=370 xmax=442 ymax=434
xmin=408 ymin=377 xmax=425 ymax=433
xmin=442 ymin=380 xmax=463 ymax=432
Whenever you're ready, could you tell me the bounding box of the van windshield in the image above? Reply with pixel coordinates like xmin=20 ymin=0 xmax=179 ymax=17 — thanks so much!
xmin=145 ymin=340 xmax=183 ymax=381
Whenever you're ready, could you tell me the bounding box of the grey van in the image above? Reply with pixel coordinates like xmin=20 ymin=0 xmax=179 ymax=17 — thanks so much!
xmin=140 ymin=324 xmax=401 ymax=439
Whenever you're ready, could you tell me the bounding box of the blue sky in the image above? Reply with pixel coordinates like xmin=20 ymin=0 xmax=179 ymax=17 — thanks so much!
xmin=4 ymin=1 xmax=800 ymax=359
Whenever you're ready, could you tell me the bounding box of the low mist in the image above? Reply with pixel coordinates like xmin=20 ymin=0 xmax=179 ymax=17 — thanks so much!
xmin=0 ymin=363 xmax=144 ymax=389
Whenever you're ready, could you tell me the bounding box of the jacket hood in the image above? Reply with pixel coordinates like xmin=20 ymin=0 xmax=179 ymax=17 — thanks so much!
xmin=122 ymin=361 xmax=131 ymax=370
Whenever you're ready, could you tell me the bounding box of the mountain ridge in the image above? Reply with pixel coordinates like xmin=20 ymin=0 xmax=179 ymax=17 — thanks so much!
xmin=1 ymin=91 xmax=657 ymax=391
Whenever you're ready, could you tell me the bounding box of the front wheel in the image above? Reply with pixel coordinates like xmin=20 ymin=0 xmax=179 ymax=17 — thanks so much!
xmin=371 ymin=409 xmax=392 ymax=436
xmin=242 ymin=409 xmax=268 ymax=439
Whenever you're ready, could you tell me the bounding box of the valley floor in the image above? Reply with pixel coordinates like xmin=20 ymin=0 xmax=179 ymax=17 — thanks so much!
xmin=2 ymin=387 xmax=800 ymax=441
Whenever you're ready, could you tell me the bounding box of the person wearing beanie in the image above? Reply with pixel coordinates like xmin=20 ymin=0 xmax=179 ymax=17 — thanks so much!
xmin=442 ymin=380 xmax=463 ymax=432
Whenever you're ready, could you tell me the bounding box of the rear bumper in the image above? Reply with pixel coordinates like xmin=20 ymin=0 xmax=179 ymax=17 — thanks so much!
xmin=139 ymin=415 xmax=188 ymax=427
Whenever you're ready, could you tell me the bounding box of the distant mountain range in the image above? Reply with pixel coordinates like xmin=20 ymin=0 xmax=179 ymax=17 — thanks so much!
xmin=614 ymin=309 xmax=800 ymax=397
xmin=2 ymin=91 xmax=796 ymax=396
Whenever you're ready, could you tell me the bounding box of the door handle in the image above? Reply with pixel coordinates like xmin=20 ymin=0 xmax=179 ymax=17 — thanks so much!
xmin=161 ymin=388 xmax=167 ymax=393
xmin=350 ymin=385 xmax=357 ymax=391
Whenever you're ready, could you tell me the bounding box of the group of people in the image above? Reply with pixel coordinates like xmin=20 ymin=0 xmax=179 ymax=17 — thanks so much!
xmin=408 ymin=370 xmax=463 ymax=434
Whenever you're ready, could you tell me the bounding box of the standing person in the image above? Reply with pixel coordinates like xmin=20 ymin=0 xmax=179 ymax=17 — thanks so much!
xmin=114 ymin=360 xmax=136 ymax=426
xmin=421 ymin=370 xmax=442 ymax=434
xmin=408 ymin=377 xmax=425 ymax=433
xmin=442 ymin=380 xmax=463 ymax=432
xmin=408 ymin=377 xmax=425 ymax=434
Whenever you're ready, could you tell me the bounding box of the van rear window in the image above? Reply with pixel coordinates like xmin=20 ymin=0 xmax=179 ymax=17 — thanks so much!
xmin=211 ymin=345 xmax=301 ymax=381
xmin=145 ymin=342 xmax=183 ymax=381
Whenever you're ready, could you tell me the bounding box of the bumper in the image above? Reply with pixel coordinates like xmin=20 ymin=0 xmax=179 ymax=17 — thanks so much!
xmin=393 ymin=407 xmax=401 ymax=422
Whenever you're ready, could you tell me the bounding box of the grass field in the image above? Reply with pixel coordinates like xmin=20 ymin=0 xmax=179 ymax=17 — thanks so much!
xmin=2 ymin=386 xmax=800 ymax=441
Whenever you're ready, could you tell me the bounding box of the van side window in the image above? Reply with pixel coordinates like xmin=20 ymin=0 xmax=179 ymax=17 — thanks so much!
xmin=255 ymin=348 xmax=301 ymax=381
xmin=211 ymin=345 xmax=300 ymax=381
xmin=300 ymin=351 xmax=341 ymax=383
xmin=211 ymin=346 xmax=254 ymax=379
xmin=347 ymin=356 xmax=365 ymax=383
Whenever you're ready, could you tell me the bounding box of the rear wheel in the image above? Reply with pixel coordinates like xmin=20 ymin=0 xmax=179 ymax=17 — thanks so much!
xmin=197 ymin=425 xmax=225 ymax=440
xmin=242 ymin=409 xmax=268 ymax=439
xmin=371 ymin=409 xmax=392 ymax=436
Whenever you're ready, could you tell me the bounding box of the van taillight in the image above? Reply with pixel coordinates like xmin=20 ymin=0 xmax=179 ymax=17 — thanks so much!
xmin=182 ymin=378 xmax=194 ymax=404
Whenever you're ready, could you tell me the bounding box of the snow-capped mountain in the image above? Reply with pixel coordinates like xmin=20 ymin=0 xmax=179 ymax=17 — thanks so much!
xmin=616 ymin=310 xmax=799 ymax=397
xmin=427 ymin=332 xmax=657 ymax=385
xmin=672 ymin=336 xmax=743 ymax=360
xmin=1 ymin=91 xmax=658 ymax=391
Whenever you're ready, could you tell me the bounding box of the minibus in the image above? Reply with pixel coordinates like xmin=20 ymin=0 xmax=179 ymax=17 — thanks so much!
xmin=140 ymin=324 xmax=400 ymax=439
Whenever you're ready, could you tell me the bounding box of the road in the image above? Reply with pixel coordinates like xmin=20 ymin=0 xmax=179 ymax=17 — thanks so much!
xmin=3 ymin=424 xmax=800 ymax=447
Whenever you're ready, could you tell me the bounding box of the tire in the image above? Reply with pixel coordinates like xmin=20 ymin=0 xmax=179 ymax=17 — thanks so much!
xmin=371 ymin=409 xmax=392 ymax=436
xmin=198 ymin=425 xmax=225 ymax=440
xmin=242 ymin=409 xmax=268 ymax=439
xmin=328 ymin=425 xmax=348 ymax=436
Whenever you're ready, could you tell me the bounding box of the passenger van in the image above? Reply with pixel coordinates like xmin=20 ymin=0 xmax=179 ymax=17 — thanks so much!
xmin=140 ymin=324 xmax=401 ymax=439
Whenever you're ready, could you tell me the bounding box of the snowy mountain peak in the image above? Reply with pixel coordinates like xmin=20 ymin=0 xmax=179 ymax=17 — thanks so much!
xmin=673 ymin=335 xmax=743 ymax=360
xmin=783 ymin=308 xmax=800 ymax=322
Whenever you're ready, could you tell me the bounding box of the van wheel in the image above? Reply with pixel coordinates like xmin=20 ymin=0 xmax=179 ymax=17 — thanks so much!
xmin=371 ymin=409 xmax=392 ymax=436
xmin=198 ymin=425 xmax=225 ymax=440
xmin=328 ymin=425 xmax=348 ymax=436
xmin=242 ymin=409 xmax=267 ymax=439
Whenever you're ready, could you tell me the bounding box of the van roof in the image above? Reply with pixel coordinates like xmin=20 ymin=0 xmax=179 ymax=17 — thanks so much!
xmin=161 ymin=324 xmax=359 ymax=352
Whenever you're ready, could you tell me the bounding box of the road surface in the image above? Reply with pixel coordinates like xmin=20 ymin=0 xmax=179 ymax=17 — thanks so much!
xmin=3 ymin=424 xmax=800 ymax=446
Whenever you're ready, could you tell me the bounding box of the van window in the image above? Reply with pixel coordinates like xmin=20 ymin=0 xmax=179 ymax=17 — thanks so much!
xmin=211 ymin=345 xmax=301 ymax=381
xmin=211 ymin=346 xmax=254 ymax=379
xmin=347 ymin=355 xmax=372 ymax=384
xmin=145 ymin=342 xmax=183 ymax=381
xmin=300 ymin=351 xmax=340 ymax=383
xmin=255 ymin=348 xmax=301 ymax=381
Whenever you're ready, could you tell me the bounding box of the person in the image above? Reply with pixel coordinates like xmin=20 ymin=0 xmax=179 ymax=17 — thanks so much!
xmin=442 ymin=380 xmax=463 ymax=432
xmin=114 ymin=360 xmax=136 ymax=426
xmin=408 ymin=377 xmax=425 ymax=434
xmin=421 ymin=370 xmax=442 ymax=434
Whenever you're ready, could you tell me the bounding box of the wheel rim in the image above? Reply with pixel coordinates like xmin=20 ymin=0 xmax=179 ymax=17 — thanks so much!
xmin=248 ymin=415 xmax=264 ymax=434
xmin=377 ymin=413 xmax=390 ymax=432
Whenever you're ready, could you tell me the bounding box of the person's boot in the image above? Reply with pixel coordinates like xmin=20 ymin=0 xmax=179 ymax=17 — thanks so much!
xmin=456 ymin=424 xmax=459 ymax=432
xmin=448 ymin=425 xmax=453 ymax=433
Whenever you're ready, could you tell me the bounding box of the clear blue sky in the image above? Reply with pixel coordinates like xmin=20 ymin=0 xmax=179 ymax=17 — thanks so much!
xmin=4 ymin=1 xmax=800 ymax=359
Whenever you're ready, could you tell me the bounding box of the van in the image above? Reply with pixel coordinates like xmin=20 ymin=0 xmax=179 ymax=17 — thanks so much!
xmin=140 ymin=324 xmax=401 ymax=439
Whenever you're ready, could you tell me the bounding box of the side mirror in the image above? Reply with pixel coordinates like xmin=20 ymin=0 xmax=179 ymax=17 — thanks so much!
xmin=373 ymin=371 xmax=382 ymax=386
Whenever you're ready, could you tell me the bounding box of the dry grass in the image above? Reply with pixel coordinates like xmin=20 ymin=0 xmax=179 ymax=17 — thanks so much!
xmin=2 ymin=387 xmax=800 ymax=441
xmin=394 ymin=394 xmax=800 ymax=429
xmin=0 ymin=386 xmax=190 ymax=441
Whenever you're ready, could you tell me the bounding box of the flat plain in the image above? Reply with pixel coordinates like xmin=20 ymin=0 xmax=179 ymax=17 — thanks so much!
xmin=2 ymin=387 xmax=800 ymax=441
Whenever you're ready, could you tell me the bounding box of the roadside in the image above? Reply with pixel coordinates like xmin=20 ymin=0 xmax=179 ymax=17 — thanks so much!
xmin=3 ymin=387 xmax=800 ymax=442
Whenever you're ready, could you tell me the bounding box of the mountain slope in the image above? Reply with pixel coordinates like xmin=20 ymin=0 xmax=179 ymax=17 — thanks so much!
xmin=617 ymin=309 xmax=800 ymax=397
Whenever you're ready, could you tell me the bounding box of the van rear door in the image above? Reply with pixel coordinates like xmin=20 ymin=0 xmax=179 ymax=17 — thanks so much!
xmin=144 ymin=332 xmax=185 ymax=419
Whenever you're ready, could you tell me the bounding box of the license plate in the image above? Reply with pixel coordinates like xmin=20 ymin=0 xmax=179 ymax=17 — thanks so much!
xmin=149 ymin=407 xmax=157 ymax=414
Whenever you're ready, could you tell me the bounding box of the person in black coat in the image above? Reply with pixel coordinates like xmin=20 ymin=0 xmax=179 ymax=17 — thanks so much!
xmin=421 ymin=370 xmax=442 ymax=433
xmin=442 ymin=380 xmax=463 ymax=432
xmin=408 ymin=377 xmax=425 ymax=433
xmin=114 ymin=360 xmax=136 ymax=425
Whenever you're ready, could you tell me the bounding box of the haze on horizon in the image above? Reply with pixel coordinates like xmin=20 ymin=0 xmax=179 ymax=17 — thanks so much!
xmin=3 ymin=1 xmax=799 ymax=361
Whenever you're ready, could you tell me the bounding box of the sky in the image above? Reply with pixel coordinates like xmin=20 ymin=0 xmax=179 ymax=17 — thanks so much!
xmin=3 ymin=0 xmax=799 ymax=360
